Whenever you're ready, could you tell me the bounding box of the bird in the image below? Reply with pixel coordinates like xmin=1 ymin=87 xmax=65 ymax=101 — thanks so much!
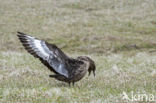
xmin=17 ymin=32 xmax=96 ymax=86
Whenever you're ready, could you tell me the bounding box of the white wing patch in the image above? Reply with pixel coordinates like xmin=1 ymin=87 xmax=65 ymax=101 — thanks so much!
xmin=25 ymin=35 xmax=52 ymax=60
xmin=58 ymin=64 xmax=68 ymax=77
xmin=18 ymin=33 xmax=69 ymax=78
xmin=27 ymin=35 xmax=35 ymax=39
xmin=34 ymin=39 xmax=49 ymax=57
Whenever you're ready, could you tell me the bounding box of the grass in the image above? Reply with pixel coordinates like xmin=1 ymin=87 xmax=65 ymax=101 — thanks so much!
xmin=0 ymin=0 xmax=156 ymax=102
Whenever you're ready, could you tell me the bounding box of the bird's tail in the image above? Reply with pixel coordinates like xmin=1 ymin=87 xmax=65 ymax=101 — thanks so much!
xmin=49 ymin=75 xmax=55 ymax=78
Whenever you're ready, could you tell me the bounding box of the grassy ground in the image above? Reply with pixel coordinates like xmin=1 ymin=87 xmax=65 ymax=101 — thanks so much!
xmin=0 ymin=0 xmax=156 ymax=102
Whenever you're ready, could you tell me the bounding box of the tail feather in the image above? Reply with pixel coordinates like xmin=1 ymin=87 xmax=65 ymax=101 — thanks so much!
xmin=49 ymin=75 xmax=55 ymax=78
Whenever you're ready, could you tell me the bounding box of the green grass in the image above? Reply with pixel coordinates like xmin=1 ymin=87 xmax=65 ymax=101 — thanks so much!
xmin=0 ymin=0 xmax=156 ymax=102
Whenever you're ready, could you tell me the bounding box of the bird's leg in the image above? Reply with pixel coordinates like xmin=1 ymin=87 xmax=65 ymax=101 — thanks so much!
xmin=93 ymin=71 xmax=96 ymax=77
xmin=68 ymin=82 xmax=71 ymax=87
xmin=72 ymin=82 xmax=75 ymax=86
xmin=88 ymin=71 xmax=91 ymax=76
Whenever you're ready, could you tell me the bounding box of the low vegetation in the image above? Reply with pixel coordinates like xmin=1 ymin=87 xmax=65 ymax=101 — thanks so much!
xmin=0 ymin=0 xmax=155 ymax=102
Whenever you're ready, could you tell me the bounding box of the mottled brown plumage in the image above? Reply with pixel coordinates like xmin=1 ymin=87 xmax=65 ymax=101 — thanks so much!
xmin=17 ymin=32 xmax=96 ymax=86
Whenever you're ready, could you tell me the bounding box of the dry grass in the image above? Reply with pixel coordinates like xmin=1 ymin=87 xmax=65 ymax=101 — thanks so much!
xmin=0 ymin=0 xmax=156 ymax=53
xmin=0 ymin=51 xmax=155 ymax=103
xmin=0 ymin=0 xmax=156 ymax=102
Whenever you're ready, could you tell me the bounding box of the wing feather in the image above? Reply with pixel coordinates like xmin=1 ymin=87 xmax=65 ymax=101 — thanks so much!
xmin=17 ymin=32 xmax=69 ymax=77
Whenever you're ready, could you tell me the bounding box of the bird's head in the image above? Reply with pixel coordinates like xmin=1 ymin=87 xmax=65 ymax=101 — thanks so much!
xmin=77 ymin=56 xmax=96 ymax=77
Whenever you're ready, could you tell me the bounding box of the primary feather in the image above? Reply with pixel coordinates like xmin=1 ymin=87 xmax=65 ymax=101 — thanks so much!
xmin=17 ymin=32 xmax=69 ymax=77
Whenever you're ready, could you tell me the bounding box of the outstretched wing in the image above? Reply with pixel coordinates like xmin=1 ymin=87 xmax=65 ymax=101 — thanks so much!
xmin=17 ymin=32 xmax=69 ymax=78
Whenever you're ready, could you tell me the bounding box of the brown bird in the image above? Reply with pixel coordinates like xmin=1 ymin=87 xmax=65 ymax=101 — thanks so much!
xmin=17 ymin=32 xmax=96 ymax=86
